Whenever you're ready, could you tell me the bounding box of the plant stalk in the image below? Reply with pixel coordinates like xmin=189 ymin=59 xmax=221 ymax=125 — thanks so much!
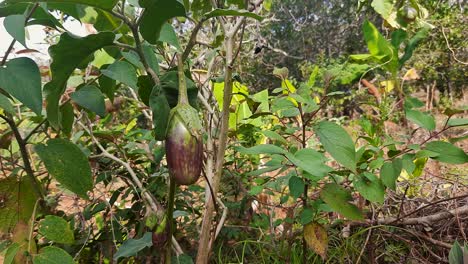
xmin=176 ymin=53 xmax=189 ymax=105
xmin=165 ymin=178 xmax=176 ymax=264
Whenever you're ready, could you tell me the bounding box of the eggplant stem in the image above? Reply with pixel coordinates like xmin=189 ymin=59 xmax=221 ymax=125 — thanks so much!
xmin=176 ymin=53 xmax=189 ymax=105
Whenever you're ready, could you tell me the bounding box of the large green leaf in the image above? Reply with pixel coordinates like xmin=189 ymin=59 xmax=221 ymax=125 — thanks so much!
xmin=101 ymin=61 xmax=138 ymax=89
xmin=159 ymin=23 xmax=181 ymax=50
xmin=33 ymin=246 xmax=75 ymax=264
xmin=35 ymin=139 xmax=93 ymax=198
xmin=71 ymin=85 xmax=106 ymax=117
xmin=6 ymin=0 xmax=119 ymax=10
xmin=371 ymin=0 xmax=394 ymax=21
xmin=425 ymin=141 xmax=468 ymax=164
xmin=380 ymin=160 xmax=401 ymax=190
xmin=60 ymin=102 xmax=74 ymax=137
xmin=448 ymin=118 xmax=468 ymax=127
xmin=289 ymin=176 xmax=304 ymax=199
xmin=114 ymin=232 xmax=153 ymax=260
xmin=286 ymin=149 xmax=332 ymax=179
xmin=362 ymin=20 xmax=398 ymax=73
xmin=405 ymin=109 xmax=435 ymax=131
xmin=39 ymin=216 xmax=74 ymax=244
xmin=354 ymin=172 xmax=385 ymax=204
xmin=236 ymin=144 xmax=288 ymax=155
xmin=44 ymin=32 xmax=115 ymax=128
xmin=399 ymin=27 xmax=429 ymax=67
xmin=320 ymin=183 xmax=363 ymax=220
xmin=139 ymin=0 xmax=186 ymax=44
xmin=448 ymin=241 xmax=463 ymax=264
xmin=314 ymin=121 xmax=356 ymax=172
xmin=142 ymin=44 xmax=160 ymax=74
xmin=0 ymin=177 xmax=38 ymax=232
xmin=204 ymin=8 xmax=263 ymax=21
xmin=3 ymin=243 xmax=20 ymax=264
xmin=98 ymin=64 xmax=117 ymax=102
xmin=149 ymin=92 xmax=171 ymax=140
xmin=0 ymin=57 xmax=42 ymax=115
xmin=4 ymin=14 xmax=26 ymax=47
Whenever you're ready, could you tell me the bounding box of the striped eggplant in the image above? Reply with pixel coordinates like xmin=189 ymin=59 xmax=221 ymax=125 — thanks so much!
xmin=165 ymin=54 xmax=203 ymax=185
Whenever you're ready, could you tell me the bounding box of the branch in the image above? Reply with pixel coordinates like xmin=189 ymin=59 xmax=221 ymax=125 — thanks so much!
xmin=77 ymin=121 xmax=184 ymax=254
xmin=441 ymin=27 xmax=468 ymax=65
xmin=376 ymin=205 xmax=468 ymax=226
xmin=0 ymin=114 xmax=43 ymax=199
xmin=182 ymin=18 xmax=208 ymax=62
xmin=1 ymin=3 xmax=40 ymax=66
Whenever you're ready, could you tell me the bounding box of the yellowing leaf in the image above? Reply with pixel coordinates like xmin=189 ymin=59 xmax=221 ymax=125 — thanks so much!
xmin=380 ymin=80 xmax=395 ymax=93
xmin=403 ymin=68 xmax=420 ymax=81
xmin=304 ymin=222 xmax=328 ymax=259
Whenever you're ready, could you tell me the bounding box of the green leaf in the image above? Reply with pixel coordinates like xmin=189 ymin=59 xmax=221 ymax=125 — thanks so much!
xmin=0 ymin=93 xmax=15 ymax=115
xmin=101 ymin=61 xmax=138 ymax=89
xmin=137 ymin=75 xmax=153 ymax=105
xmin=391 ymin=29 xmax=407 ymax=48
xmin=60 ymin=102 xmax=74 ymax=137
xmin=371 ymin=0 xmax=395 ymax=21
xmin=98 ymin=64 xmax=117 ymax=102
xmin=362 ymin=20 xmax=398 ymax=73
xmin=380 ymin=160 xmax=401 ymax=190
xmin=320 ymin=183 xmax=363 ymax=220
xmin=4 ymin=14 xmax=26 ymax=47
xmin=448 ymin=241 xmax=463 ymax=264
xmin=0 ymin=57 xmax=42 ymax=115
xmin=139 ymin=0 xmax=186 ymax=44
xmin=448 ymin=118 xmax=468 ymax=127
xmin=191 ymin=0 xmax=212 ymax=19
xmin=354 ymin=172 xmax=385 ymax=204
xmin=122 ymin=50 xmax=145 ymax=70
xmin=349 ymin=53 xmax=373 ymax=62
xmin=299 ymin=208 xmax=314 ymax=225
xmin=44 ymin=32 xmax=115 ymax=128
xmin=6 ymin=0 xmax=119 ymax=10
xmin=289 ymin=176 xmax=304 ymax=199
xmin=399 ymin=27 xmax=429 ymax=66
xmin=246 ymin=165 xmax=282 ymax=177
xmin=425 ymin=141 xmax=468 ymax=164
xmin=3 ymin=242 xmax=20 ymax=264
xmin=142 ymin=44 xmax=160 ymax=75
xmin=159 ymin=23 xmax=181 ymax=50
xmin=149 ymin=93 xmax=171 ymax=140
xmin=70 ymin=85 xmax=106 ymax=117
xmin=261 ymin=130 xmax=287 ymax=144
xmin=35 ymin=139 xmax=93 ymax=198
xmin=0 ymin=177 xmax=38 ymax=232
xmin=33 ymin=246 xmax=74 ymax=264
xmin=405 ymin=109 xmax=435 ymax=131
xmin=114 ymin=232 xmax=153 ymax=261
xmin=236 ymin=144 xmax=288 ymax=155
xmin=39 ymin=215 xmax=74 ymax=244
xmin=287 ymin=149 xmax=332 ymax=179
xmin=204 ymin=8 xmax=263 ymax=21
xmin=248 ymin=185 xmax=263 ymax=196
xmin=314 ymin=121 xmax=356 ymax=172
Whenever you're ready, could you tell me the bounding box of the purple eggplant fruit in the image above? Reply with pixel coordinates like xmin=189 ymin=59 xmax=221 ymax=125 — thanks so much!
xmin=165 ymin=54 xmax=203 ymax=185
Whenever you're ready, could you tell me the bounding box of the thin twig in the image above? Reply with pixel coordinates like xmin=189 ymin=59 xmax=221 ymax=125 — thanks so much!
xmin=77 ymin=121 xmax=184 ymax=254
xmin=441 ymin=27 xmax=468 ymax=65
xmin=1 ymin=3 xmax=40 ymax=66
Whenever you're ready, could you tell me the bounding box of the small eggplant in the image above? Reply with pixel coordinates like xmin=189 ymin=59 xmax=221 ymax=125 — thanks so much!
xmin=165 ymin=53 xmax=203 ymax=185
xmin=165 ymin=105 xmax=203 ymax=185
